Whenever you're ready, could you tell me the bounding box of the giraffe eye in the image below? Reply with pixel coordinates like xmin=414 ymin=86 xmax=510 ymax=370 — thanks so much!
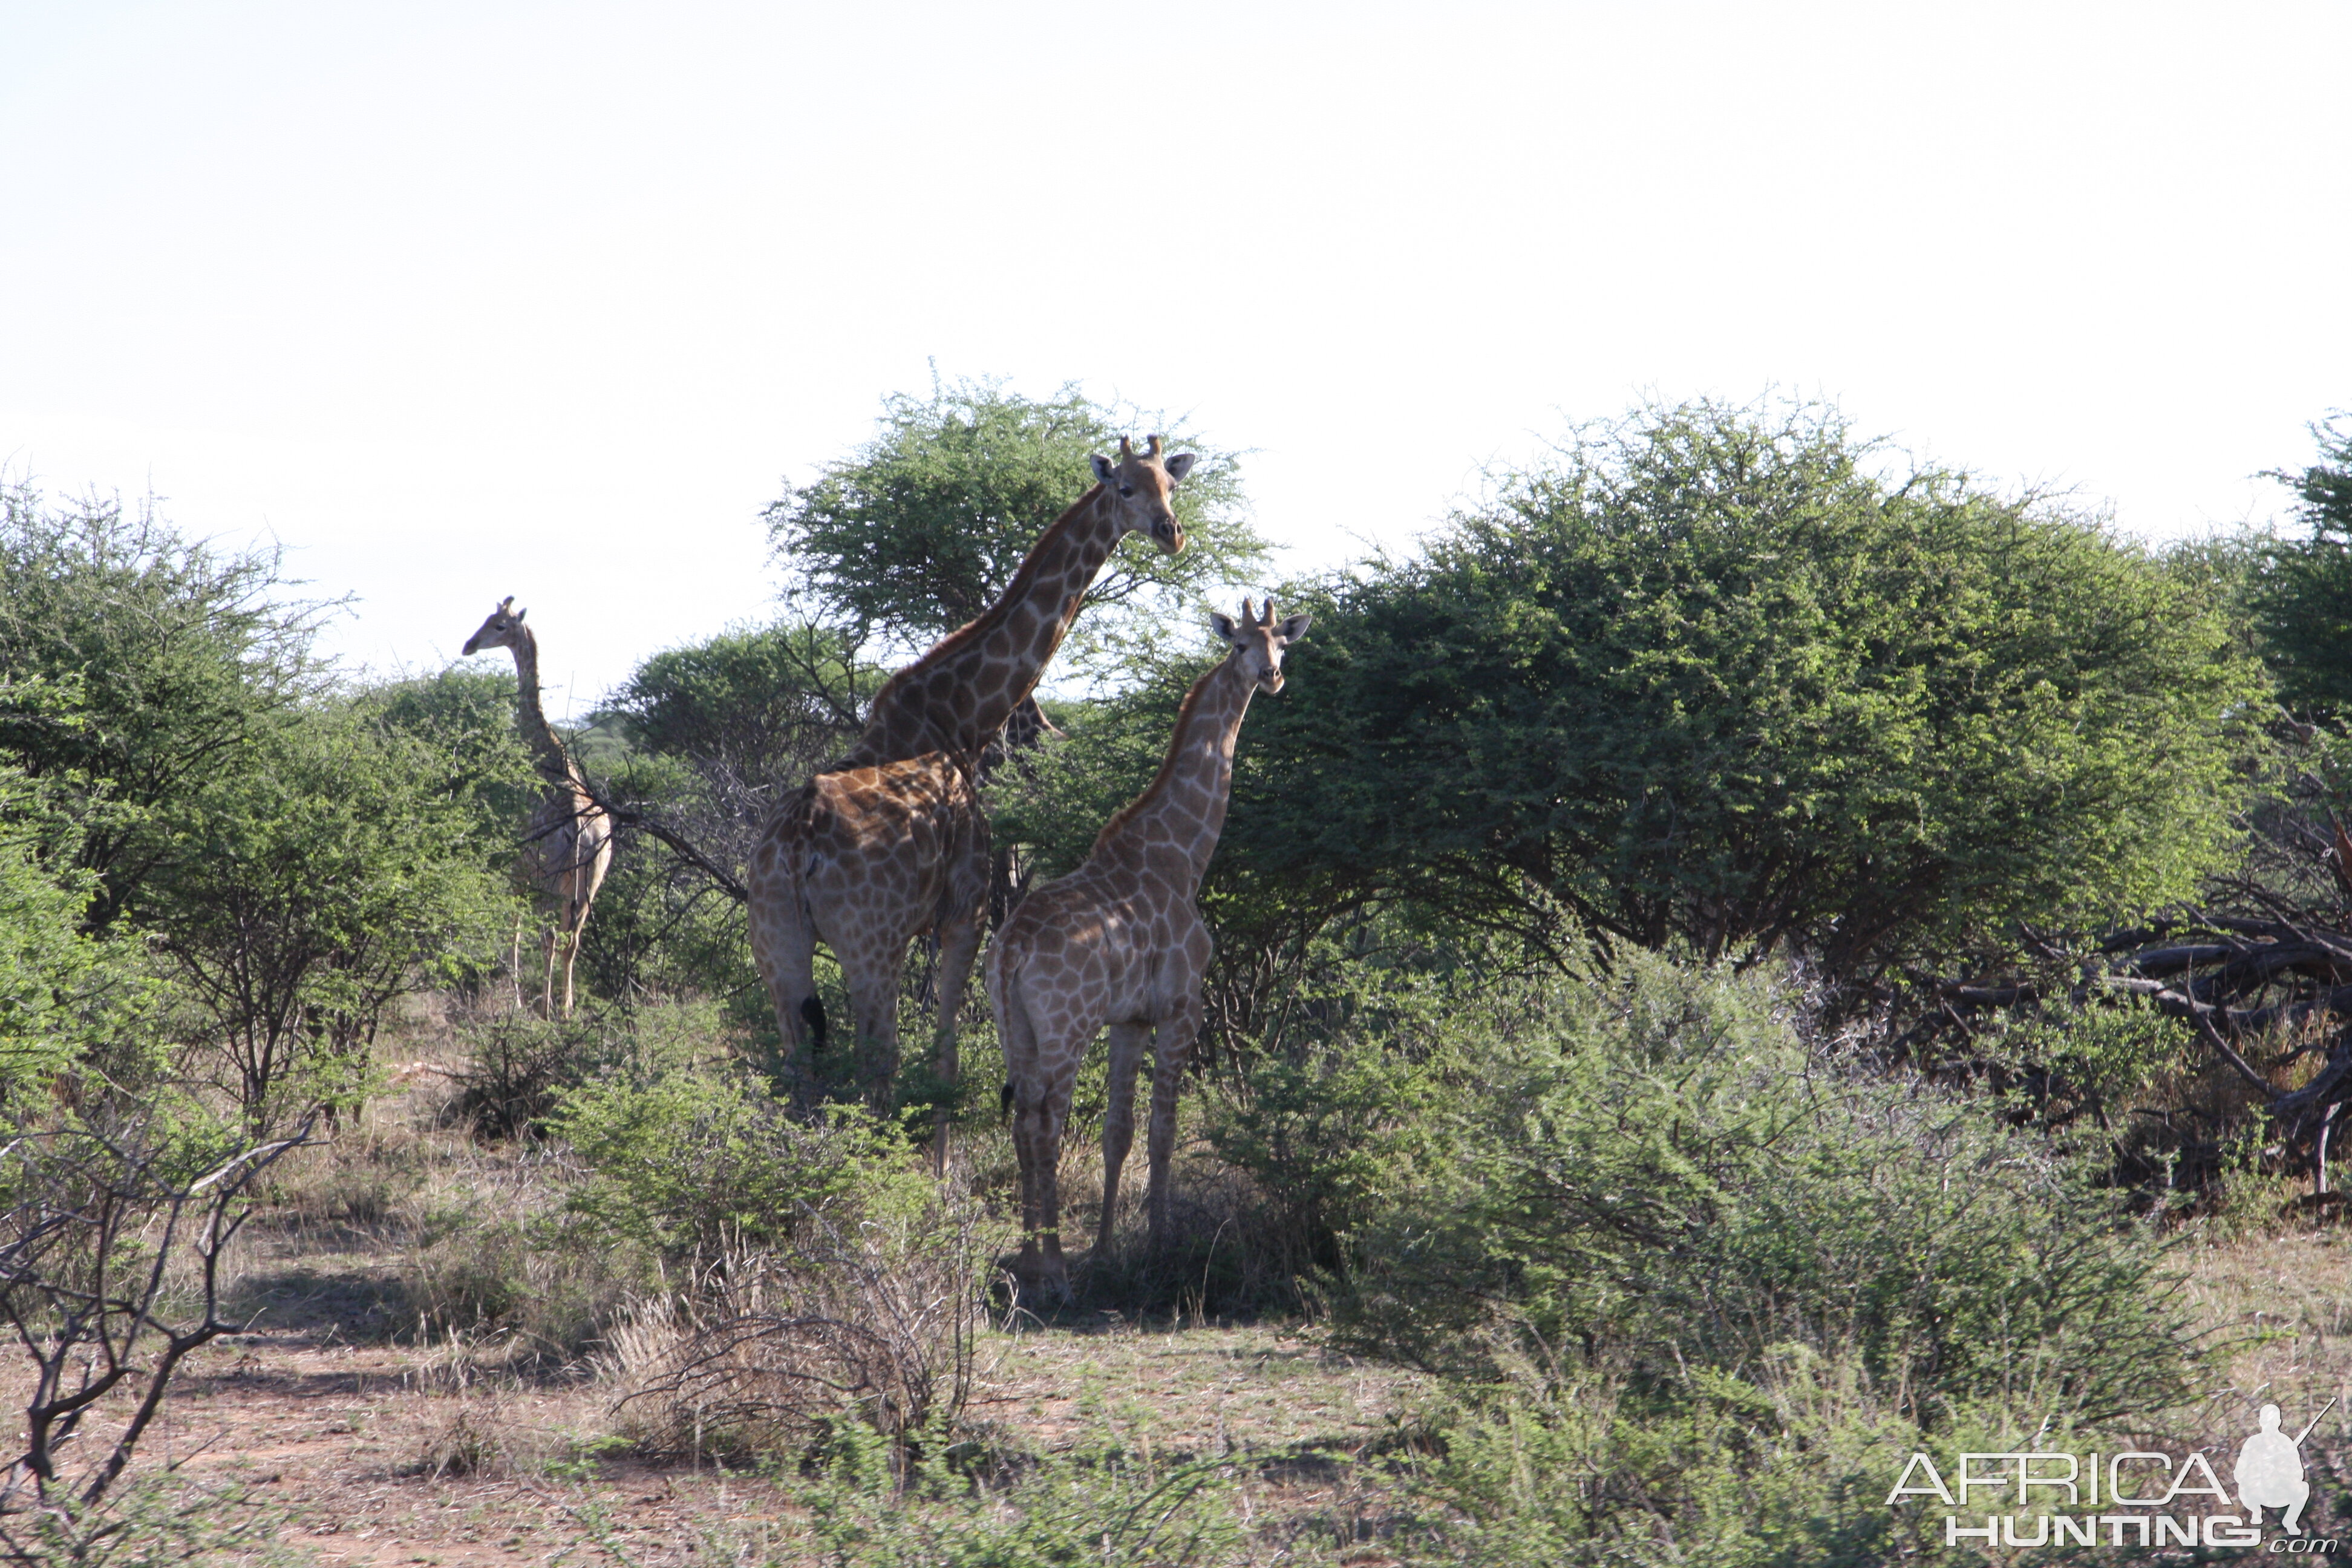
xmin=1118 ymin=485 xmax=1134 ymax=498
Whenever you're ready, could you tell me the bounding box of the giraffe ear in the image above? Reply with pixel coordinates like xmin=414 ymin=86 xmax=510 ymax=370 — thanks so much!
xmin=1090 ymin=454 xmax=1116 ymax=483
xmin=1209 ymin=612 xmax=1238 ymax=642
xmin=514 ymin=606 xmax=528 ymax=622
xmin=1276 ymin=613 xmax=1312 ymax=644
xmin=1163 ymin=452 xmax=1197 ymax=483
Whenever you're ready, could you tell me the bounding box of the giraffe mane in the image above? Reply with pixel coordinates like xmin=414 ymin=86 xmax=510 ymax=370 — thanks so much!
xmin=1088 ymin=653 xmax=1228 ymax=855
xmin=857 ymin=481 xmax=1112 ymax=742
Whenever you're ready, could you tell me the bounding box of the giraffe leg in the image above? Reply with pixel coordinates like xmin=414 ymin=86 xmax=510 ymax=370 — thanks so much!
xmin=1017 ymin=1070 xmax=1077 ymax=1295
xmin=995 ymin=970 xmax=1051 ymax=1280
xmin=1144 ymin=1001 xmax=1201 ymax=1253
xmin=998 ymin=973 xmax=1080 ymax=1296
xmin=558 ymin=902 xmax=586 ymax=1017
xmin=1096 ymin=1021 xmax=1149 ymax=1257
xmin=746 ymin=846 xmax=823 ymax=1089
xmin=929 ymin=901 xmax=985 ymax=1175
xmin=509 ymin=912 xmax=527 ymax=1012
xmin=539 ymin=924 xmax=561 ymax=1020
xmin=838 ymin=949 xmax=906 ymax=1110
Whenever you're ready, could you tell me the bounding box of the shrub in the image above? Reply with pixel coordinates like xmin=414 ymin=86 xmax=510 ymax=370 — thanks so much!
xmin=443 ymin=999 xmax=702 ymax=1140
xmin=1287 ymin=956 xmax=2195 ymax=1430
xmin=790 ymin=1419 xmax=1244 ymax=1567
xmin=552 ymin=1063 xmax=929 ymax=1263
xmin=0 ymin=1096 xmax=311 ymax=1558
xmin=605 ymin=1184 xmax=1002 ymax=1462
xmin=1408 ymin=1356 xmax=2107 ymax=1567
xmin=570 ymin=1060 xmax=1007 ymax=1460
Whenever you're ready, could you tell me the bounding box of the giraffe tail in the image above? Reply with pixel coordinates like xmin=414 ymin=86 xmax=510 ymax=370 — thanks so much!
xmin=802 ymin=996 xmax=829 ymax=1053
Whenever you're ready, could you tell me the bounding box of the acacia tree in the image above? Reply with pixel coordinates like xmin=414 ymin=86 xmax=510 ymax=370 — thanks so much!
xmin=1223 ymin=399 xmax=2262 ymax=988
xmin=764 ymin=376 xmax=1270 ymax=684
xmin=147 ymin=701 xmax=510 ymax=1131
xmin=0 ymin=483 xmax=335 ymax=933
xmin=2253 ymin=413 xmax=2352 ymax=719
xmin=581 ymin=622 xmax=878 ymax=1001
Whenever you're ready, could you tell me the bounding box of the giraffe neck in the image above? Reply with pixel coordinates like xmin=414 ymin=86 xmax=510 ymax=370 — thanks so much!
xmin=1091 ymin=653 xmax=1256 ymax=897
xmin=838 ymin=485 xmax=1126 ymax=768
xmin=505 ymin=630 xmax=578 ymax=786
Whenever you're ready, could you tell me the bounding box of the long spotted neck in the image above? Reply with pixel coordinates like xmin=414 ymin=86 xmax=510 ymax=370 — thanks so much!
xmin=503 ymin=628 xmax=578 ymax=788
xmin=1092 ymin=653 xmax=1256 ymax=898
xmin=836 ymin=486 xmax=1127 ymax=769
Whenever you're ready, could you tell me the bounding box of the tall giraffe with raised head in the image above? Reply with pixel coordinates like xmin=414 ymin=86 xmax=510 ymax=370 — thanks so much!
xmin=988 ymin=598 xmax=1309 ymax=1292
xmin=463 ymin=597 xmax=615 ymax=1016
xmin=747 ymin=437 xmax=1195 ymax=1116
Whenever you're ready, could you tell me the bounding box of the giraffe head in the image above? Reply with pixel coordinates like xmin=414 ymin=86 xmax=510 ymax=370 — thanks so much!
xmin=1209 ymin=597 xmax=1312 ymax=695
xmin=462 ymin=596 xmax=528 ymax=656
xmin=1088 ymin=434 xmax=1195 ymax=557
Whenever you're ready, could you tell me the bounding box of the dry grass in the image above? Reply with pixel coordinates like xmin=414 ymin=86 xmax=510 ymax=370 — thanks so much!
xmin=53 ymin=1040 xmax=2352 ymax=1564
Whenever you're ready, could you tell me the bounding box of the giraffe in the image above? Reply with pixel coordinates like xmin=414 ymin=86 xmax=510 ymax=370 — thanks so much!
xmin=746 ymin=437 xmax=1197 ymax=1128
xmin=987 ymin=598 xmax=1309 ymax=1292
xmin=462 ymin=596 xmax=614 ymax=1017
xmin=832 ymin=434 xmax=1195 ymax=773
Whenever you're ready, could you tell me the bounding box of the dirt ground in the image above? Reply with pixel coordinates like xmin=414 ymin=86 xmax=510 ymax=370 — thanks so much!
xmin=113 ymin=1224 xmax=1428 ymax=1567
xmin=32 ymin=1111 xmax=2352 ymax=1565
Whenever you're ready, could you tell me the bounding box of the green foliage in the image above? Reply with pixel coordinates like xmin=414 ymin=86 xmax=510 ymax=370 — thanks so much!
xmin=583 ymin=621 xmax=883 ymax=1008
xmin=1264 ymin=956 xmax=2194 ymax=1431
xmin=795 ymin=1420 xmax=1243 ymax=1568
xmin=599 ymin=619 xmax=872 ymax=772
xmin=2253 ymin=411 xmax=2352 ymax=717
xmin=0 ymin=1471 xmax=308 ymax=1568
xmin=0 ymin=762 xmax=149 ymax=1093
xmin=147 ymin=699 xmax=512 ymax=1131
xmin=445 ymin=1006 xmax=632 ymax=1138
xmin=0 ymin=482 xmax=332 ymax=932
xmin=1227 ymin=398 xmax=2262 ymax=978
xmin=553 ymin=1061 xmax=927 ymax=1263
xmin=359 ymin=664 xmax=541 ymax=854
xmin=1409 ymin=1362 xmax=2106 ymax=1567
xmin=766 ymin=376 xmax=1270 ymax=680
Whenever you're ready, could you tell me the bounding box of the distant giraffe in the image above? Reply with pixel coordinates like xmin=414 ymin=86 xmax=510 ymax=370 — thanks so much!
xmin=988 ymin=599 xmax=1309 ymax=1292
xmin=463 ymin=597 xmax=613 ymax=1016
xmin=746 ymin=437 xmax=1196 ymax=1131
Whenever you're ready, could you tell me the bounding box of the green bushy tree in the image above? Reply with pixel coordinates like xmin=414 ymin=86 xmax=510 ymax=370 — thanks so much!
xmin=148 ymin=701 xmax=511 ymax=1130
xmin=0 ymin=483 xmax=335 ymax=932
xmin=361 ymin=664 xmax=542 ymax=853
xmin=0 ymin=757 xmax=146 ymax=1093
xmin=2253 ymin=412 xmax=2352 ymax=717
xmin=580 ymin=622 xmax=880 ymax=1005
xmin=1224 ymin=398 xmax=2261 ymax=981
xmin=765 ymin=375 xmax=1270 ymax=680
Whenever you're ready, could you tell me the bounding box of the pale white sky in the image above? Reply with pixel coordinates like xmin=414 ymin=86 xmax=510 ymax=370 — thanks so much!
xmin=4 ymin=2 xmax=2347 ymax=717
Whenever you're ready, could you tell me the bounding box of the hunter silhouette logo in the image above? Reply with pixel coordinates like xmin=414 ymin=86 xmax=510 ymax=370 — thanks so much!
xmin=2239 ymin=1397 xmax=2333 ymax=1537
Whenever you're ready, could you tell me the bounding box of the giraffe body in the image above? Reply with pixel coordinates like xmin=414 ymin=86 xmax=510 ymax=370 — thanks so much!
xmin=988 ymin=600 xmax=1308 ymax=1292
xmin=462 ymin=597 xmax=613 ymax=1016
xmin=748 ymin=439 xmax=1196 ymax=1127
xmin=745 ymin=753 xmax=989 ymax=1103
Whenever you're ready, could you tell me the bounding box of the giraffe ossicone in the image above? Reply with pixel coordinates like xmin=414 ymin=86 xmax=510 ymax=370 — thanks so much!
xmin=987 ymin=596 xmax=1309 ymax=1294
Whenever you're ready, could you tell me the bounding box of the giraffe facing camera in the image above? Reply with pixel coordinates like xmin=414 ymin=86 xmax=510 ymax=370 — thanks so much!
xmin=988 ymin=598 xmax=1309 ymax=1295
